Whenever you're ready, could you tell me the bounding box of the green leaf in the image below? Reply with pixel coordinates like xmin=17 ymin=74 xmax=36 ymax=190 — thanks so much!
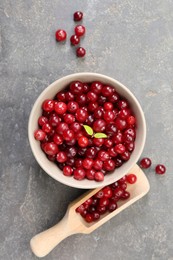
xmin=94 ymin=133 xmax=108 ymax=138
xmin=83 ymin=125 xmax=94 ymax=136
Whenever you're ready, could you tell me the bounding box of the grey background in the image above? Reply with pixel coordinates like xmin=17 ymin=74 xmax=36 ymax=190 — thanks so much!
xmin=0 ymin=0 xmax=173 ymax=259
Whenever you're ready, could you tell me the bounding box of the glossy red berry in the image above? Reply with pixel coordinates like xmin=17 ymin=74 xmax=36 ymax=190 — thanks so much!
xmin=54 ymin=102 xmax=67 ymax=114
xmin=74 ymin=11 xmax=83 ymax=21
xmin=83 ymin=158 xmax=93 ymax=169
xmin=102 ymin=186 xmax=113 ymax=198
xmin=114 ymin=144 xmax=126 ymax=154
xmin=34 ymin=129 xmax=46 ymax=141
xmin=78 ymin=136 xmax=89 ymax=147
xmin=85 ymin=213 xmax=93 ymax=223
xmin=38 ymin=116 xmax=48 ymax=126
xmin=127 ymin=115 xmax=136 ymax=125
xmin=74 ymin=167 xmax=86 ymax=180
xmin=44 ymin=142 xmax=58 ymax=155
xmin=76 ymin=108 xmax=88 ymax=122
xmin=103 ymin=159 xmax=115 ymax=171
xmin=67 ymin=101 xmax=79 ymax=113
xmin=76 ymin=47 xmax=86 ymax=57
xmin=42 ymin=99 xmax=54 ymax=112
xmin=53 ymin=134 xmax=63 ymax=145
xmin=42 ymin=123 xmax=52 ymax=133
xmin=108 ymin=201 xmax=118 ymax=212
xmin=63 ymin=129 xmax=75 ymax=141
xmin=70 ymin=35 xmax=80 ymax=45
xmin=155 ymin=164 xmax=166 ymax=174
xmin=75 ymin=25 xmax=86 ymax=37
xmin=86 ymin=169 xmax=96 ymax=180
xmin=126 ymin=174 xmax=137 ymax=184
xmin=55 ymin=29 xmax=67 ymax=41
xmin=56 ymin=151 xmax=67 ymax=163
xmin=140 ymin=158 xmax=152 ymax=169
xmin=94 ymin=171 xmax=104 ymax=182
xmin=93 ymin=119 xmax=106 ymax=132
xmin=63 ymin=166 xmax=73 ymax=176
xmin=121 ymin=191 xmax=130 ymax=200
xmin=64 ymin=114 xmax=75 ymax=124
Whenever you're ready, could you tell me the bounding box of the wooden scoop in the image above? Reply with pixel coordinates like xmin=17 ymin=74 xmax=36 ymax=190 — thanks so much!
xmin=30 ymin=164 xmax=150 ymax=258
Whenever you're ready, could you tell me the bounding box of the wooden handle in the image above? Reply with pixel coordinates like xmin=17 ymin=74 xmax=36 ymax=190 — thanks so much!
xmin=30 ymin=215 xmax=78 ymax=258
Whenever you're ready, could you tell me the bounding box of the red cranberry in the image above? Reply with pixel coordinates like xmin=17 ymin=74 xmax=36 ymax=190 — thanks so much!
xmin=119 ymin=108 xmax=130 ymax=119
xmin=101 ymin=85 xmax=114 ymax=97
xmin=115 ymin=118 xmax=127 ymax=130
xmin=108 ymin=92 xmax=119 ymax=103
xmin=47 ymin=154 xmax=56 ymax=162
xmin=64 ymin=114 xmax=75 ymax=124
xmin=88 ymin=205 xmax=96 ymax=213
xmin=118 ymin=100 xmax=128 ymax=109
xmin=57 ymin=91 xmax=66 ymax=102
xmin=93 ymin=212 xmax=100 ymax=220
xmin=77 ymin=147 xmax=87 ymax=157
xmin=82 ymin=83 xmax=90 ymax=93
xmin=78 ymin=136 xmax=89 ymax=147
xmin=93 ymin=138 xmax=104 ymax=147
xmin=94 ymin=171 xmax=104 ymax=182
xmin=98 ymin=95 xmax=107 ymax=105
xmin=121 ymin=150 xmax=130 ymax=161
xmin=114 ymin=187 xmax=124 ymax=198
xmin=76 ymin=47 xmax=86 ymax=57
xmin=63 ymin=166 xmax=73 ymax=176
xmin=34 ymin=129 xmax=46 ymax=141
xmin=83 ymin=158 xmax=93 ymax=169
xmin=70 ymin=81 xmax=83 ymax=94
xmin=97 ymin=205 xmax=107 ymax=214
xmin=105 ymin=123 xmax=117 ymax=135
xmin=99 ymin=197 xmax=109 ymax=207
xmin=155 ymin=164 xmax=166 ymax=174
xmin=73 ymin=11 xmax=83 ymax=21
xmin=93 ymin=119 xmax=106 ymax=132
xmin=86 ymin=147 xmax=98 ymax=159
xmin=95 ymin=190 xmax=104 ymax=199
xmin=91 ymin=81 xmax=103 ymax=94
xmin=53 ymin=134 xmax=63 ymax=145
xmin=66 ymin=139 xmax=76 ymax=146
xmin=123 ymin=133 xmax=134 ymax=144
xmin=126 ymin=174 xmax=137 ymax=184
xmin=85 ymin=213 xmax=93 ymax=223
xmin=112 ymin=132 xmax=123 ymax=144
xmin=70 ymin=35 xmax=80 ymax=45
xmin=108 ymin=200 xmax=118 ymax=212
xmin=42 ymin=99 xmax=54 ymax=112
xmin=42 ymin=123 xmax=52 ymax=133
xmin=75 ymin=158 xmax=83 ymax=168
xmin=103 ymin=102 xmax=113 ymax=111
xmin=65 ymin=92 xmax=74 ymax=102
xmin=67 ymin=101 xmax=79 ymax=113
xmin=76 ymin=94 xmax=87 ymax=106
xmin=102 ymin=186 xmax=113 ymax=198
xmin=63 ymin=129 xmax=75 ymax=141
xmin=107 ymin=147 xmax=118 ymax=157
xmin=76 ymin=204 xmax=85 ymax=213
xmin=104 ymin=139 xmax=113 ymax=148
xmin=85 ymin=114 xmax=94 ymax=126
xmin=124 ymin=128 xmax=136 ymax=138
xmin=93 ymin=159 xmax=103 ymax=170
xmin=117 ymin=176 xmax=126 ymax=184
xmin=66 ymin=147 xmax=77 ymax=158
xmin=86 ymin=91 xmax=97 ymax=102
xmin=81 ymin=209 xmax=88 ymax=218
xmin=76 ymin=108 xmax=88 ymax=122
xmin=103 ymin=159 xmax=115 ymax=171
xmin=38 ymin=116 xmax=48 ymax=126
xmin=103 ymin=111 xmax=115 ymax=122
xmin=114 ymin=157 xmax=123 ymax=168
xmin=88 ymin=102 xmax=98 ymax=112
xmin=121 ymin=191 xmax=130 ymax=200
xmin=91 ymin=198 xmax=99 ymax=206
xmin=56 ymin=151 xmax=67 ymax=163
xmin=70 ymin=122 xmax=82 ymax=132
xmin=94 ymin=107 xmax=104 ymax=119
xmin=97 ymin=150 xmax=109 ymax=161
xmin=66 ymin=158 xmax=75 ymax=166
xmin=114 ymin=144 xmax=126 ymax=154
xmin=126 ymin=142 xmax=135 ymax=152
xmin=75 ymin=25 xmax=85 ymax=36
xmin=140 ymin=158 xmax=152 ymax=169
xmin=54 ymin=102 xmax=67 ymax=115
xmin=74 ymin=168 xmax=86 ymax=180
xmin=44 ymin=142 xmax=58 ymax=155
xmin=56 ymin=122 xmax=69 ymax=135
xmin=127 ymin=115 xmax=136 ymax=125
xmin=86 ymin=169 xmax=96 ymax=180
xmin=119 ymin=182 xmax=127 ymax=190
xmin=55 ymin=29 xmax=67 ymax=41
xmin=49 ymin=114 xmax=60 ymax=127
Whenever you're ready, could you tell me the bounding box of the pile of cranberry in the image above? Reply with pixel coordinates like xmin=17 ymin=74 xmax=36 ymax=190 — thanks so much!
xmin=76 ymin=174 xmax=137 ymax=223
xmin=34 ymin=80 xmax=136 ymax=182
xmin=55 ymin=11 xmax=86 ymax=57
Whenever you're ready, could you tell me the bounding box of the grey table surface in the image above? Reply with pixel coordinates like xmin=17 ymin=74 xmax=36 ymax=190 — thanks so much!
xmin=0 ymin=0 xmax=173 ymax=260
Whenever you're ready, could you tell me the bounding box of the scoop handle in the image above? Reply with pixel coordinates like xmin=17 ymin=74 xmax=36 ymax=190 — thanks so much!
xmin=30 ymin=215 xmax=77 ymax=258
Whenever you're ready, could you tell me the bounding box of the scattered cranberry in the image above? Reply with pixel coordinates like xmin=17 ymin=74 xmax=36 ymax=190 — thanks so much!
xmin=126 ymin=174 xmax=137 ymax=184
xmin=70 ymin=35 xmax=80 ymax=45
xmin=74 ymin=11 xmax=83 ymax=21
xmin=155 ymin=164 xmax=166 ymax=174
xmin=75 ymin=25 xmax=85 ymax=37
xmin=55 ymin=29 xmax=67 ymax=42
xmin=140 ymin=158 xmax=152 ymax=169
xmin=76 ymin=47 xmax=86 ymax=57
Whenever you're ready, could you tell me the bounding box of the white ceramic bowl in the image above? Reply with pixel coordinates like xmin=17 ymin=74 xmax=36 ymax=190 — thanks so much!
xmin=28 ymin=73 xmax=146 ymax=189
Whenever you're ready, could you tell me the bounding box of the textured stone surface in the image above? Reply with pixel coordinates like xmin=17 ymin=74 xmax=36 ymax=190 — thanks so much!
xmin=0 ymin=0 xmax=173 ymax=259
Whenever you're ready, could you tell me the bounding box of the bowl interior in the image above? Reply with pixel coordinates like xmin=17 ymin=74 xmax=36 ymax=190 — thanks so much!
xmin=28 ymin=73 xmax=146 ymax=189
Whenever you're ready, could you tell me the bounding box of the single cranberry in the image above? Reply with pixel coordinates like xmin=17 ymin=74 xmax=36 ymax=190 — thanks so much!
xmin=102 ymin=186 xmax=113 ymax=198
xmin=121 ymin=191 xmax=130 ymax=200
xmin=86 ymin=169 xmax=96 ymax=180
xmin=78 ymin=136 xmax=89 ymax=147
xmin=77 ymin=147 xmax=87 ymax=157
xmin=104 ymin=139 xmax=113 ymax=148
xmin=108 ymin=92 xmax=119 ymax=103
xmin=44 ymin=142 xmax=58 ymax=155
xmin=49 ymin=114 xmax=60 ymax=127
xmin=42 ymin=123 xmax=52 ymax=133
xmin=94 ymin=171 xmax=104 ymax=182
xmin=66 ymin=147 xmax=77 ymax=158
xmin=34 ymin=129 xmax=46 ymax=141
xmin=124 ymin=128 xmax=136 ymax=138
xmin=63 ymin=166 xmax=73 ymax=176
xmin=97 ymin=150 xmax=109 ymax=161
xmin=70 ymin=81 xmax=83 ymax=94
xmin=85 ymin=198 xmax=93 ymax=206
xmin=83 ymin=158 xmax=93 ymax=169
xmin=114 ymin=157 xmax=123 ymax=167
xmin=73 ymin=11 xmax=83 ymax=21
xmin=91 ymin=198 xmax=99 ymax=206
xmin=88 ymin=102 xmax=98 ymax=112
xmin=67 ymin=101 xmax=79 ymax=113
xmin=97 ymin=205 xmax=107 ymax=214
xmin=57 ymin=91 xmax=66 ymax=102
xmin=101 ymin=85 xmax=114 ymax=97
xmin=94 ymin=107 xmax=104 ymax=119
xmin=53 ymin=134 xmax=63 ymax=145
xmin=81 ymin=209 xmax=88 ymax=218
xmin=75 ymin=25 xmax=86 ymax=36
xmin=86 ymin=147 xmax=98 ymax=159
xmin=55 ymin=29 xmax=67 ymax=41
xmin=155 ymin=164 xmax=166 ymax=174
xmin=76 ymin=47 xmax=86 ymax=57
xmin=108 ymin=200 xmax=118 ymax=212
xmin=117 ymin=176 xmax=126 ymax=184
xmin=126 ymin=174 xmax=137 ymax=184
xmin=56 ymin=151 xmax=67 ymax=163
xmin=74 ymin=168 xmax=86 ymax=180
xmin=103 ymin=111 xmax=115 ymax=122
xmin=140 ymin=158 xmax=152 ymax=169
xmin=66 ymin=139 xmax=76 ymax=146
xmin=123 ymin=133 xmax=134 ymax=144
xmin=127 ymin=115 xmax=136 ymax=125
xmin=112 ymin=132 xmax=123 ymax=144
xmin=103 ymin=159 xmax=115 ymax=171
xmin=119 ymin=108 xmax=130 ymax=119
xmin=85 ymin=213 xmax=94 ymax=223
xmin=119 ymin=182 xmax=127 ymax=190
xmin=76 ymin=108 xmax=88 ymax=122
xmin=115 ymin=118 xmax=127 ymax=130
xmin=70 ymin=122 xmax=82 ymax=132
xmin=114 ymin=144 xmax=126 ymax=154
xmin=99 ymin=197 xmax=109 ymax=207
xmin=42 ymin=99 xmax=54 ymax=112
xmin=110 ymin=182 xmax=119 ymax=190
xmin=118 ymin=100 xmax=128 ymax=109
xmin=76 ymin=94 xmax=87 ymax=106
xmin=92 ymin=212 xmax=100 ymax=220
xmin=126 ymin=142 xmax=135 ymax=152
xmin=66 ymin=158 xmax=75 ymax=166
xmin=64 ymin=114 xmax=75 ymax=124
xmin=107 ymin=147 xmax=118 ymax=157
xmin=76 ymin=204 xmax=85 ymax=213
xmin=54 ymin=102 xmax=67 ymax=115
xmin=47 ymin=154 xmax=56 ymax=162
xmin=98 ymin=95 xmax=107 ymax=105
xmin=93 ymin=159 xmax=103 ymax=170
xmin=83 ymin=83 xmax=90 ymax=93
xmin=38 ymin=116 xmax=48 ymax=126
xmin=75 ymin=158 xmax=83 ymax=168
xmin=114 ymin=187 xmax=124 ymax=198
xmin=70 ymin=35 xmax=80 ymax=45
xmin=91 ymin=81 xmax=103 ymax=94
xmin=121 ymin=150 xmax=130 ymax=161
xmin=85 ymin=114 xmax=94 ymax=126
xmin=93 ymin=138 xmax=104 ymax=147
xmin=103 ymin=102 xmax=113 ymax=111
xmin=93 ymin=119 xmax=106 ymax=132
xmin=95 ymin=190 xmax=104 ymax=199
xmin=88 ymin=205 xmax=96 ymax=213
xmin=56 ymin=122 xmax=69 ymax=135
xmin=65 ymin=92 xmax=74 ymax=102
xmin=87 ymin=91 xmax=98 ymax=102
xmin=63 ymin=129 xmax=75 ymax=141
xmin=105 ymin=123 xmax=117 ymax=135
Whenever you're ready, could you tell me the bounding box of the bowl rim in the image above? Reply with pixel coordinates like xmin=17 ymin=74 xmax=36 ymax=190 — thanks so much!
xmin=28 ymin=72 xmax=146 ymax=189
